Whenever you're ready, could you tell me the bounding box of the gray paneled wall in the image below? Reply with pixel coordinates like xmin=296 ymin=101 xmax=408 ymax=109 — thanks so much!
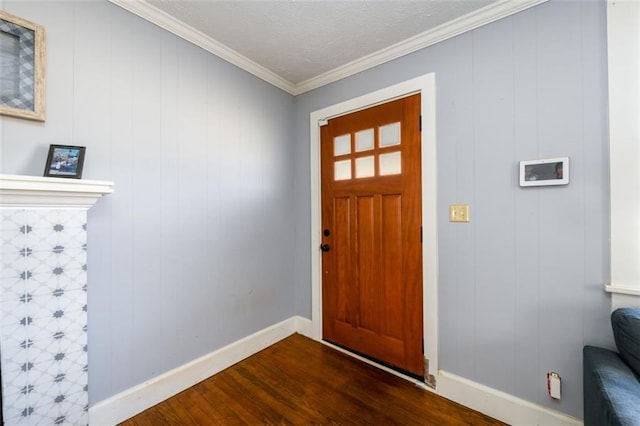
xmin=293 ymin=0 xmax=610 ymax=419
xmin=0 ymin=0 xmax=295 ymax=405
xmin=0 ymin=0 xmax=612 ymax=421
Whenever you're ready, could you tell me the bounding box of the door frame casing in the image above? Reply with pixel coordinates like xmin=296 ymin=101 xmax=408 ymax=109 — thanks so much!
xmin=309 ymin=73 xmax=439 ymax=381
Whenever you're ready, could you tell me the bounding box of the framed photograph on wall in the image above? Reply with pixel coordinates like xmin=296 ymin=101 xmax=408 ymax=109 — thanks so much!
xmin=0 ymin=11 xmax=46 ymax=121
xmin=519 ymin=157 xmax=569 ymax=187
xmin=44 ymin=145 xmax=86 ymax=179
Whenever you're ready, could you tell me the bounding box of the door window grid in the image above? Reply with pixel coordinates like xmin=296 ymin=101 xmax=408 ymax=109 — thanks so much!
xmin=379 ymin=122 xmax=401 ymax=147
xmin=355 ymin=156 xmax=375 ymax=178
xmin=333 ymin=122 xmax=402 ymax=181
xmin=334 ymin=159 xmax=351 ymax=181
xmin=355 ymin=128 xmax=374 ymax=152
xmin=379 ymin=151 xmax=402 ymax=176
xmin=334 ymin=134 xmax=351 ymax=156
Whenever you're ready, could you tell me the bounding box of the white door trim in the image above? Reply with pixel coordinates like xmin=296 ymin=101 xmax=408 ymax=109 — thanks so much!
xmin=309 ymin=73 xmax=439 ymax=381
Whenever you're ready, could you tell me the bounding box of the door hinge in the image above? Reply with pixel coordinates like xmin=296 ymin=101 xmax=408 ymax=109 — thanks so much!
xmin=419 ymin=115 xmax=422 ymax=132
xmin=420 ymin=226 xmax=423 ymax=243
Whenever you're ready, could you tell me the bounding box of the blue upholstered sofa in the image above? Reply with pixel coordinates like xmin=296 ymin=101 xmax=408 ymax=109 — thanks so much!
xmin=583 ymin=308 xmax=640 ymax=426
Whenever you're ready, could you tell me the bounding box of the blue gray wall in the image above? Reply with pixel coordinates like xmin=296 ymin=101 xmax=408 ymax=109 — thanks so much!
xmin=0 ymin=0 xmax=613 ymax=420
xmin=293 ymin=0 xmax=611 ymax=418
xmin=0 ymin=1 xmax=295 ymax=405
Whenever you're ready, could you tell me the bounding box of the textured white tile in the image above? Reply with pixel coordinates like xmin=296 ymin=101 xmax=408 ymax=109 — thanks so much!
xmin=26 ymin=247 xmax=87 ymax=275
xmin=61 ymin=268 xmax=88 ymax=291
xmin=24 ymin=392 xmax=57 ymax=424
xmin=26 ymin=224 xmax=87 ymax=254
xmin=30 ymin=350 xmax=87 ymax=385
xmin=0 ymin=209 xmax=26 ymax=231
xmin=0 ymin=251 xmax=27 ymax=280
xmin=1 ymin=392 xmax=31 ymax=426
xmin=0 ymin=230 xmax=26 ymax=255
xmin=0 ymin=348 xmax=31 ymax=380
xmin=34 ymin=389 xmax=89 ymax=425
xmin=54 ymin=248 xmax=87 ymax=273
xmin=4 ymin=382 xmax=35 ymax=407
xmin=28 ymin=288 xmax=86 ymax=319
xmin=30 ymin=325 xmax=87 ymax=357
xmin=24 ymin=229 xmax=62 ymax=254
xmin=25 ymin=209 xmax=59 ymax=231
xmin=29 ymin=308 xmax=87 ymax=343
xmin=0 ymin=322 xmax=30 ymax=358
xmin=26 ymin=268 xmax=87 ymax=297
xmin=26 ymin=209 xmax=87 ymax=246
xmin=23 ymin=273 xmax=55 ymax=298
xmin=0 ymin=275 xmax=29 ymax=304
xmin=29 ymin=268 xmax=87 ymax=295
xmin=57 ymin=209 xmax=87 ymax=229
xmin=62 ymin=367 xmax=89 ymax=395
xmin=0 ymin=331 xmax=33 ymax=356
xmin=0 ymin=299 xmax=30 ymax=334
xmin=2 ymin=208 xmax=89 ymax=426
xmin=52 ymin=289 xmax=87 ymax=315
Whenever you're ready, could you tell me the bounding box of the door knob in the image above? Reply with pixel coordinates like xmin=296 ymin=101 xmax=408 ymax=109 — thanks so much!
xmin=320 ymin=244 xmax=330 ymax=252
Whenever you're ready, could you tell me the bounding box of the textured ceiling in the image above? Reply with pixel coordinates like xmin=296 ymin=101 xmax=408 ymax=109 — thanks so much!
xmin=146 ymin=0 xmax=498 ymax=85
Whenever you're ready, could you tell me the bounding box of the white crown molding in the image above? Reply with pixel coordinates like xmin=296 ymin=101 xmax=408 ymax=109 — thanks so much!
xmin=0 ymin=174 xmax=114 ymax=208
xmin=293 ymin=0 xmax=549 ymax=95
xmin=108 ymin=0 xmax=296 ymax=94
xmin=109 ymin=0 xmax=548 ymax=96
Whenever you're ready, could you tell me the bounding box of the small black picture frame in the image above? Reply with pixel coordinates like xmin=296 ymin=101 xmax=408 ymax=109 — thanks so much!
xmin=44 ymin=144 xmax=86 ymax=179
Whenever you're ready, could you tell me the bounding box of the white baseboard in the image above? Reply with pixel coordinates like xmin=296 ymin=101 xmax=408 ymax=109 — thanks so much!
xmin=294 ymin=315 xmax=312 ymax=338
xmin=89 ymin=316 xmax=582 ymax=426
xmin=437 ymin=371 xmax=582 ymax=425
xmin=89 ymin=316 xmax=302 ymax=425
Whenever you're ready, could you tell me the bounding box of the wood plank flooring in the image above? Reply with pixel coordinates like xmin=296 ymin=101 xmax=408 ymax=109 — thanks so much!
xmin=119 ymin=334 xmax=506 ymax=425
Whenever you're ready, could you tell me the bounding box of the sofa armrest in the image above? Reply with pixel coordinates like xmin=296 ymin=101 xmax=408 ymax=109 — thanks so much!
xmin=584 ymin=345 xmax=640 ymax=426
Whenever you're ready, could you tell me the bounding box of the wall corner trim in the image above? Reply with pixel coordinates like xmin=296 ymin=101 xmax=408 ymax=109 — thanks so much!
xmin=89 ymin=316 xmax=302 ymax=425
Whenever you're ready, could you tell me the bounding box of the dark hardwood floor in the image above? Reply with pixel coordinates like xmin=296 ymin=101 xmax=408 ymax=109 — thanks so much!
xmin=119 ymin=334 xmax=506 ymax=425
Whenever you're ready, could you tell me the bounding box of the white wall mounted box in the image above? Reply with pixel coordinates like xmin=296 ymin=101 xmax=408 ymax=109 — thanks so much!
xmin=519 ymin=157 xmax=569 ymax=187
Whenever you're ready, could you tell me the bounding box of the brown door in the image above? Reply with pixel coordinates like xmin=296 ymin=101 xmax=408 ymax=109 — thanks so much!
xmin=321 ymin=94 xmax=423 ymax=377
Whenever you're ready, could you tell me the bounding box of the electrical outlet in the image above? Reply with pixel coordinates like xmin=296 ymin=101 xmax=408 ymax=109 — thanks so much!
xmin=449 ymin=204 xmax=470 ymax=222
xmin=547 ymin=372 xmax=561 ymax=400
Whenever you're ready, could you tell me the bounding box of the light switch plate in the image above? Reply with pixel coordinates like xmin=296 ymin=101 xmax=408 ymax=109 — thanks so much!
xmin=449 ymin=204 xmax=470 ymax=222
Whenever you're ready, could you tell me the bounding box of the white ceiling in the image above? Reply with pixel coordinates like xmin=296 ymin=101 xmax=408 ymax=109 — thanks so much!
xmin=109 ymin=0 xmax=547 ymax=94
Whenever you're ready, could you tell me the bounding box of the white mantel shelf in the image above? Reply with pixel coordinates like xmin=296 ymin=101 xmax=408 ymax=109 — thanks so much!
xmin=0 ymin=174 xmax=114 ymax=208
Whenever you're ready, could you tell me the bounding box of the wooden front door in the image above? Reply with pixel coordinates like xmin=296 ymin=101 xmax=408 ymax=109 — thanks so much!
xmin=320 ymin=94 xmax=423 ymax=377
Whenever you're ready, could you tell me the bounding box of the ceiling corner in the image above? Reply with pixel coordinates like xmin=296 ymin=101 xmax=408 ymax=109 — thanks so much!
xmin=108 ymin=0 xmax=297 ymax=95
xmin=109 ymin=0 xmax=549 ymax=97
xmin=292 ymin=0 xmax=549 ymax=95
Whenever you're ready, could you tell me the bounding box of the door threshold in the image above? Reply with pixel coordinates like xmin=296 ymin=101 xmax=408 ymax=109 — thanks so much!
xmin=320 ymin=339 xmax=432 ymax=391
